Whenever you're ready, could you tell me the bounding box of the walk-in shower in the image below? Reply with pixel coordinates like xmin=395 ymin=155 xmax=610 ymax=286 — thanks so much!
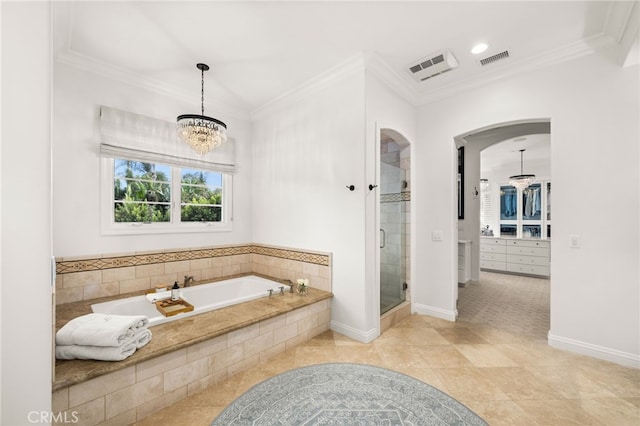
xmin=379 ymin=129 xmax=410 ymax=314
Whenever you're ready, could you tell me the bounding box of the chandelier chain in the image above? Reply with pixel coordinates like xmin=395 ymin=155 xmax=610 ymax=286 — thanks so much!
xmin=201 ymin=67 xmax=205 ymax=116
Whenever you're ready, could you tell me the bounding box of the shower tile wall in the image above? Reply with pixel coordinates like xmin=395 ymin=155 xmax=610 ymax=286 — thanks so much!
xmin=380 ymin=141 xmax=410 ymax=312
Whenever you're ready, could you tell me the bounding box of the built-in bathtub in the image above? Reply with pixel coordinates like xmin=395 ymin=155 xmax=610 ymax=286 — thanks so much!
xmin=91 ymin=275 xmax=291 ymax=326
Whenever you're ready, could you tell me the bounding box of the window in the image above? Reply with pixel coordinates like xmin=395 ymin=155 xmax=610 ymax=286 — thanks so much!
xmin=102 ymin=158 xmax=232 ymax=234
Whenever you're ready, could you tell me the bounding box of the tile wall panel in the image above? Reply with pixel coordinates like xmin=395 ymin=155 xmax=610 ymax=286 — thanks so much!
xmin=55 ymin=244 xmax=331 ymax=304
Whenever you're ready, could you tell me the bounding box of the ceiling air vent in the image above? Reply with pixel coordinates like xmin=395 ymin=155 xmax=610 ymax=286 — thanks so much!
xmin=407 ymin=49 xmax=459 ymax=82
xmin=479 ymin=50 xmax=510 ymax=66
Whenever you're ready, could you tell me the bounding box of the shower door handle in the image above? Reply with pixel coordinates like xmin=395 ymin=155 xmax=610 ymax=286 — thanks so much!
xmin=380 ymin=228 xmax=386 ymax=248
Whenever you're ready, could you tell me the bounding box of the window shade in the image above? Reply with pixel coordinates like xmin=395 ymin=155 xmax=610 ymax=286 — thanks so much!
xmin=99 ymin=106 xmax=236 ymax=173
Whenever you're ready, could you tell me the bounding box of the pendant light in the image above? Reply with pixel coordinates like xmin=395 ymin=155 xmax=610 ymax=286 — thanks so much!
xmin=177 ymin=63 xmax=227 ymax=155
xmin=509 ymin=149 xmax=535 ymax=190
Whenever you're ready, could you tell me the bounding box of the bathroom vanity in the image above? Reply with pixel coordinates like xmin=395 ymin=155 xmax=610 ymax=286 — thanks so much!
xmin=480 ymin=237 xmax=550 ymax=277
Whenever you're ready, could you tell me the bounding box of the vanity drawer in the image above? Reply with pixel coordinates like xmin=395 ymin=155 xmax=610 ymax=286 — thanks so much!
xmin=506 ymin=263 xmax=550 ymax=277
xmin=480 ymin=252 xmax=506 ymax=262
xmin=482 ymin=238 xmax=505 ymax=246
xmin=481 ymin=244 xmax=507 ymax=254
xmin=481 ymin=260 xmax=507 ymax=271
xmin=506 ymin=246 xmax=549 ymax=257
xmin=507 ymin=254 xmax=549 ymax=266
xmin=506 ymin=239 xmax=550 ymax=248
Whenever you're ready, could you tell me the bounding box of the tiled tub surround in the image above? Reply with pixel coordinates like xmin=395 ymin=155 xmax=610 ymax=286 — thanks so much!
xmin=53 ymin=244 xmax=332 ymax=425
xmin=54 ymin=287 xmax=332 ymax=425
xmin=55 ymin=244 xmax=332 ymax=305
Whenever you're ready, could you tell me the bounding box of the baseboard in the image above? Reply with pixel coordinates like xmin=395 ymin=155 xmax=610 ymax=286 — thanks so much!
xmin=548 ymin=332 xmax=640 ymax=369
xmin=330 ymin=320 xmax=378 ymax=343
xmin=412 ymin=303 xmax=457 ymax=322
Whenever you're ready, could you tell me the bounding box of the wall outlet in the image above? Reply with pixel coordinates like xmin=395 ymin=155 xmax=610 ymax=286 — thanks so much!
xmin=569 ymin=235 xmax=581 ymax=248
xmin=432 ymin=230 xmax=443 ymax=242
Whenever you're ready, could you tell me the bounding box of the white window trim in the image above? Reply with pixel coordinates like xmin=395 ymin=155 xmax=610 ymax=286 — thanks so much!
xmin=100 ymin=157 xmax=233 ymax=235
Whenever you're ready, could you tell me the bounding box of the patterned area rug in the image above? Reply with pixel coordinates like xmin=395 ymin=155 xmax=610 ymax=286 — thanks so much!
xmin=211 ymin=363 xmax=487 ymax=425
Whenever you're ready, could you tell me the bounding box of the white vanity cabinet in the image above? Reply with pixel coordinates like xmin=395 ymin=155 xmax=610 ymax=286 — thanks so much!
xmin=480 ymin=238 xmax=507 ymax=271
xmin=481 ymin=237 xmax=550 ymax=277
xmin=458 ymin=240 xmax=471 ymax=285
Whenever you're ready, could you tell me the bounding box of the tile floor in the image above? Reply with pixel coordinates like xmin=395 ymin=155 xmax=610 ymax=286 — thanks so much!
xmin=458 ymin=271 xmax=550 ymax=340
xmin=137 ymin=314 xmax=639 ymax=425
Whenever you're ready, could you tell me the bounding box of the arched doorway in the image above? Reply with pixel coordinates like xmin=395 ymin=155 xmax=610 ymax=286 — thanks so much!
xmin=379 ymin=128 xmax=411 ymax=316
xmin=454 ymin=119 xmax=551 ymax=339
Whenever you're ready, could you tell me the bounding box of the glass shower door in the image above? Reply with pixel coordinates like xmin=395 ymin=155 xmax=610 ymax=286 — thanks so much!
xmin=379 ymin=137 xmax=409 ymax=314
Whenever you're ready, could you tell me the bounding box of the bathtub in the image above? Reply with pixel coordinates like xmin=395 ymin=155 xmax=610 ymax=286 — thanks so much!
xmin=91 ymin=275 xmax=290 ymax=326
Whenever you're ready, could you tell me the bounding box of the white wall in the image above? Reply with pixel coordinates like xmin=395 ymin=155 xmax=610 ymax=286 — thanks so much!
xmin=1 ymin=2 xmax=53 ymax=424
xmin=251 ymin=62 xmax=370 ymax=338
xmin=53 ymin=62 xmax=253 ymax=257
xmin=250 ymin=58 xmax=418 ymax=341
xmin=415 ymin=53 xmax=639 ymax=366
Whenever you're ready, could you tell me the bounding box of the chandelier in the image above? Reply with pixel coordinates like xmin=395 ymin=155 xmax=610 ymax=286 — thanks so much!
xmin=509 ymin=149 xmax=535 ymax=190
xmin=177 ymin=63 xmax=227 ymax=155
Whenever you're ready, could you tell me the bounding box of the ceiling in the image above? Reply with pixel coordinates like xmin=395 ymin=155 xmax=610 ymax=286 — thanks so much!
xmin=53 ymin=1 xmax=637 ymax=120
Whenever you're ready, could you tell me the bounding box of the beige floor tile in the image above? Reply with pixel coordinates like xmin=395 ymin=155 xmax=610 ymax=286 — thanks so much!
xmin=463 ymin=399 xmax=539 ymax=426
xmin=479 ymin=367 xmax=565 ymax=400
xmin=462 ymin=324 xmax=533 ymax=344
xmin=493 ymin=342 xmax=582 ymax=366
xmin=375 ymin=344 xmax=433 ymax=369
xmin=434 ymin=327 xmax=489 ymax=345
xmin=455 ymin=344 xmax=519 ymax=368
xmin=524 ymin=365 xmax=619 ymax=399
xmin=578 ymin=397 xmax=640 ymax=425
xmin=577 ymin=363 xmax=640 ymax=399
xmin=624 ymin=397 xmax=640 ymax=408
xmin=374 ymin=326 xmax=450 ymax=346
xmin=414 ymin=345 xmax=475 ymax=369
xmin=514 ymin=399 xmax=604 ymax=425
xmin=430 ymin=367 xmax=511 ymax=402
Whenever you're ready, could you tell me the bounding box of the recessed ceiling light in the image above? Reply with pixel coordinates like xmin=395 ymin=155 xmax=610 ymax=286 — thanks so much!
xmin=471 ymin=43 xmax=488 ymax=55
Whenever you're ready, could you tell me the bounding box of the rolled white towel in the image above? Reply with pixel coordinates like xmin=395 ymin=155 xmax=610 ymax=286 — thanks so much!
xmin=133 ymin=328 xmax=152 ymax=349
xmin=55 ymin=341 xmax=137 ymax=361
xmin=56 ymin=313 xmax=149 ymax=347
xmin=145 ymin=291 xmax=171 ymax=303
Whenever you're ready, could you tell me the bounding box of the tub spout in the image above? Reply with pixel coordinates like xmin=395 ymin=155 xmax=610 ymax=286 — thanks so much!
xmin=183 ymin=275 xmax=195 ymax=287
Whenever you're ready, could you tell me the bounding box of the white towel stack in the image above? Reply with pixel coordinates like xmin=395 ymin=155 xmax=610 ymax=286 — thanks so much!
xmin=55 ymin=313 xmax=152 ymax=361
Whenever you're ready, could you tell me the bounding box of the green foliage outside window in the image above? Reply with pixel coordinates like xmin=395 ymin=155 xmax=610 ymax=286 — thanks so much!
xmin=181 ymin=171 xmax=222 ymax=222
xmin=113 ymin=160 xmax=223 ymax=224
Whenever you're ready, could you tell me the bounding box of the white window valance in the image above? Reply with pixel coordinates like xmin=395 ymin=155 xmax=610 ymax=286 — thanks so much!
xmin=99 ymin=106 xmax=236 ymax=173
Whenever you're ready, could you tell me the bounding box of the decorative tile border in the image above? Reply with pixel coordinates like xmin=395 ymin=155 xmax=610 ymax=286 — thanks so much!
xmin=252 ymin=245 xmax=330 ymax=267
xmin=56 ymin=244 xmax=330 ymax=275
xmin=381 ymin=191 xmax=411 ymax=203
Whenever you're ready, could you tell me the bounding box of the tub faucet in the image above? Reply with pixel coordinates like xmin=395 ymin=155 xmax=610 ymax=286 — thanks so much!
xmin=284 ymin=279 xmax=295 ymax=293
xmin=183 ymin=275 xmax=194 ymax=287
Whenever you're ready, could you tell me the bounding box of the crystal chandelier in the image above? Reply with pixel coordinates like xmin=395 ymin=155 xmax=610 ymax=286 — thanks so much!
xmin=177 ymin=63 xmax=227 ymax=155
xmin=509 ymin=149 xmax=535 ymax=190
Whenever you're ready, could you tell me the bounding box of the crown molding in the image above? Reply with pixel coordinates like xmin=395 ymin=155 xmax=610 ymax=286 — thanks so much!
xmin=362 ymin=52 xmax=419 ymax=106
xmin=250 ymin=53 xmax=366 ymax=120
xmin=603 ymin=0 xmax=637 ymax=44
xmin=55 ymin=49 xmax=251 ymax=122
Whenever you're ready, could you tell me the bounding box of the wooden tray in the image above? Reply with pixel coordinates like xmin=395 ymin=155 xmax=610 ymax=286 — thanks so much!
xmin=155 ymin=298 xmax=194 ymax=317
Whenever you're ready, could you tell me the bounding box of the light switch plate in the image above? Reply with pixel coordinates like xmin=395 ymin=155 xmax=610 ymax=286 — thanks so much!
xmin=569 ymin=235 xmax=581 ymax=248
